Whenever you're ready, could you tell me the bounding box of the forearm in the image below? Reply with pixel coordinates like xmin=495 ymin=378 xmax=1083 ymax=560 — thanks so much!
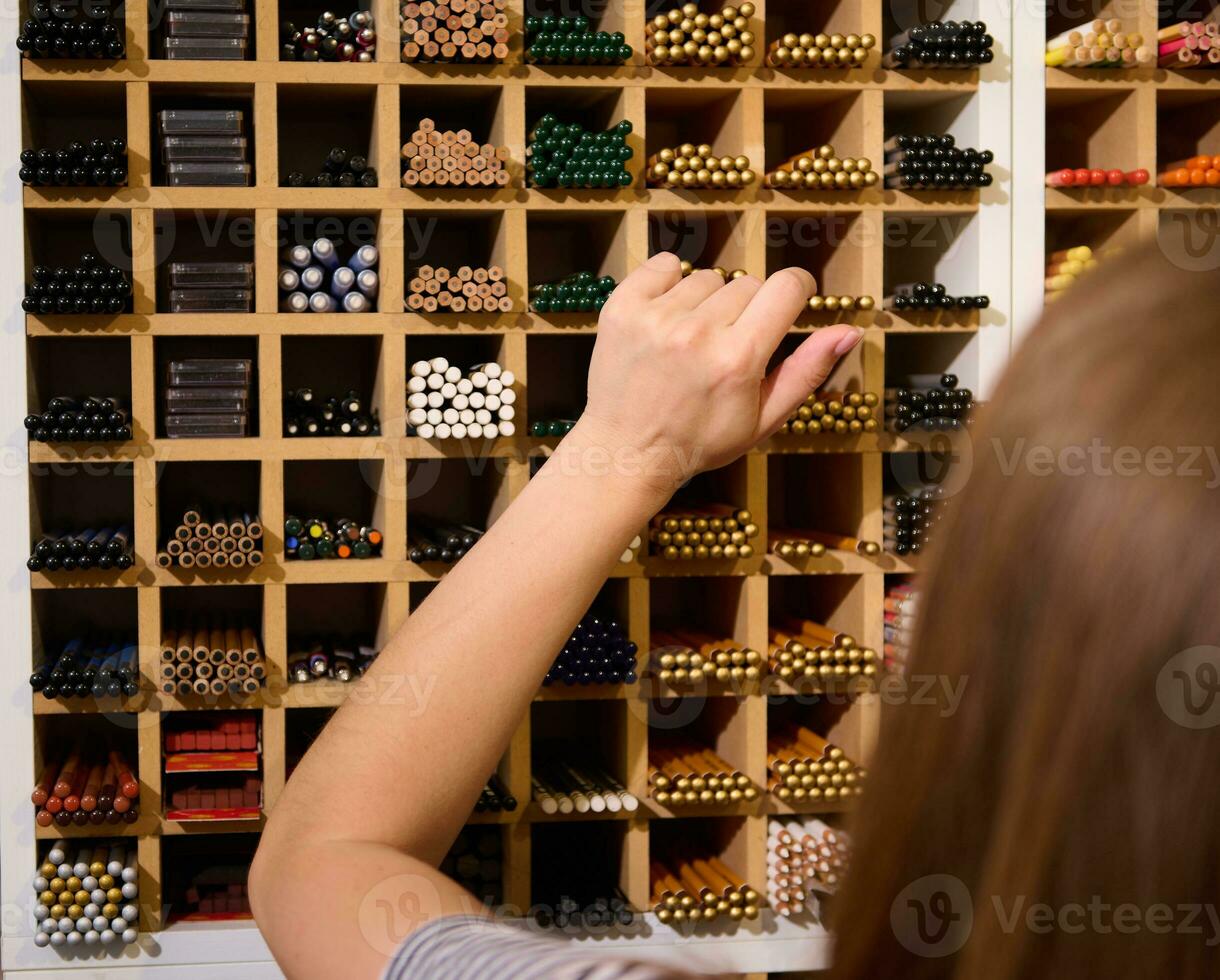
xmin=260 ymin=420 xmax=669 ymax=864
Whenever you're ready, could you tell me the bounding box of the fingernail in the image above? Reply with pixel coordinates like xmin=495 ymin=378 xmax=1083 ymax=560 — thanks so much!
xmin=833 ymin=327 xmax=864 ymax=356
xmin=648 ymin=251 xmax=678 ymax=267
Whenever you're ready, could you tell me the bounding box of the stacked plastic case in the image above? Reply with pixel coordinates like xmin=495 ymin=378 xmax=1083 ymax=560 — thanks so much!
xmin=158 ymin=110 xmax=251 ymax=186
xmin=165 ymin=359 xmax=253 ymax=439
xmin=160 ymin=0 xmax=250 ymax=60
xmin=167 ymin=262 xmax=253 ymax=313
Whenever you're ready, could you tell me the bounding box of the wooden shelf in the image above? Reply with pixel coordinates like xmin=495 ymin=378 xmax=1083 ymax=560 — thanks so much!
xmin=11 ymin=0 xmax=1005 ymax=969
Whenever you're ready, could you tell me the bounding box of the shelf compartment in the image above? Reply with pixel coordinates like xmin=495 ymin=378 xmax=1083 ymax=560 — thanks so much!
xmin=154 ymin=335 xmax=260 ymax=439
xmin=764 ymin=91 xmax=873 ymax=180
xmin=404 ymin=210 xmax=518 ymax=312
xmin=648 ymin=209 xmax=756 ymax=276
xmin=277 ymin=84 xmax=378 ymax=186
xmin=153 ymin=210 xmax=256 ymax=313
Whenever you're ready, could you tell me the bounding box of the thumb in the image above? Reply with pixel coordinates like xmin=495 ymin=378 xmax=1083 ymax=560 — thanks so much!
xmin=754 ymin=326 xmax=863 ymax=439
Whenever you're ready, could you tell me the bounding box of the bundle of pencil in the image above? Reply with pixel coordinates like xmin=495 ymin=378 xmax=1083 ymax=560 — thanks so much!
xmin=765 ymin=143 xmax=877 ymax=190
xmin=158 ymin=619 xmax=266 ymax=698
xmin=406 ymin=264 xmax=512 ymax=313
xmin=32 ymin=749 xmax=140 ymax=827
xmin=766 ymin=31 xmax=874 ymax=68
xmin=399 ymin=0 xmax=508 ymax=62
xmin=155 ymin=507 xmax=264 ymax=571
xmin=807 ymin=293 xmax=875 ymax=312
xmin=646 ymin=2 xmax=756 ymax=67
xmin=401 ymin=118 xmax=511 ymax=188
xmin=648 ymin=505 xmax=758 ymax=560
xmin=771 ymin=529 xmax=878 ymax=558
xmin=767 ymin=817 xmax=851 ymax=917
xmin=532 ymin=760 xmax=639 ymax=814
xmin=650 ymin=854 xmax=762 ymax=924
xmin=767 ymin=619 xmax=878 ymax=684
xmin=768 ymin=724 xmax=866 ymax=802
xmin=646 ymin=144 xmax=756 ymax=189
xmin=648 ymin=630 xmax=763 ymax=685
xmin=1044 ymin=243 xmax=1100 ymax=299
xmin=776 ymin=390 xmax=880 ymax=437
xmin=31 ymin=843 xmax=139 ymax=949
xmin=1045 ymin=167 xmax=1149 ymax=188
xmin=884 ymin=580 xmax=918 ymax=674
xmin=1156 ymin=19 xmax=1220 ymax=67
xmin=649 ymin=739 xmax=760 ymax=807
xmin=1045 ymin=18 xmax=1152 ymax=67
xmin=681 ymin=261 xmax=748 ymax=280
xmin=1158 ymin=154 xmax=1220 ymax=187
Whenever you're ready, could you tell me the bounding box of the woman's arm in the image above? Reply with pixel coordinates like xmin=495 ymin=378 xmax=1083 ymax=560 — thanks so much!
xmin=249 ymin=253 xmax=862 ymax=979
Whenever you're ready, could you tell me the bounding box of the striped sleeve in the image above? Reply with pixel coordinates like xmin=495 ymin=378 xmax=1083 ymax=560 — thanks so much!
xmin=383 ymin=915 xmax=678 ymax=980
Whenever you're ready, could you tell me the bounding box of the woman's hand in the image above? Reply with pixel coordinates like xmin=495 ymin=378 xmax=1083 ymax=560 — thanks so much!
xmin=579 ymin=252 xmax=863 ymax=495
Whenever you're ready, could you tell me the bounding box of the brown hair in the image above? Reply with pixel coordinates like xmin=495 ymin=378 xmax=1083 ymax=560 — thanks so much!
xmin=829 ymin=243 xmax=1220 ymax=978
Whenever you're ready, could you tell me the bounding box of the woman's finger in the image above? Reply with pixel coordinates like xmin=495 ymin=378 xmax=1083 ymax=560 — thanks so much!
xmin=753 ymin=326 xmax=863 ymax=439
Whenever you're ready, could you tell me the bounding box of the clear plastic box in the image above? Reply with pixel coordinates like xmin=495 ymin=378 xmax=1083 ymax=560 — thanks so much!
xmin=165 ymin=0 xmax=248 ymax=9
xmin=158 ymin=109 xmax=244 ymax=134
xmin=167 ymin=359 xmax=252 ymax=387
xmin=166 ymin=162 xmax=251 ymax=186
xmin=168 ymin=288 xmax=253 ymax=313
xmin=165 ymin=386 xmax=249 ymax=413
xmin=161 ymin=136 xmax=248 ymax=162
xmin=165 ymin=414 xmax=249 ymax=438
xmin=163 ymin=37 xmax=248 ymax=59
xmin=168 ymin=262 xmax=254 ymax=288
xmin=165 ymin=12 xmax=250 ymax=36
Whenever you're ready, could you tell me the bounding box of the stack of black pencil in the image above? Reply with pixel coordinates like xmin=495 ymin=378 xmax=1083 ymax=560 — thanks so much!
xmin=283 ymin=146 xmax=377 ymax=188
xmin=30 ymin=636 xmax=140 ymax=700
xmin=26 ymin=396 xmax=132 ymax=444
xmin=28 ymin=527 xmax=134 ymax=572
xmin=408 ymin=517 xmax=484 ymax=564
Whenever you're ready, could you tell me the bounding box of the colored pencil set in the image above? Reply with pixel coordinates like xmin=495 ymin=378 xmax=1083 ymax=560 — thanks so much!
xmin=645 ymin=2 xmax=756 ymax=67
xmin=647 ymin=631 xmax=763 ymax=686
xmin=32 ymin=749 xmax=140 ymax=828
xmin=1045 ymin=167 xmax=1149 ymax=188
xmin=775 ymin=391 xmax=880 ymax=437
xmin=1157 ymin=155 xmax=1220 ymax=187
xmin=400 ymin=0 xmax=509 ymax=63
xmin=766 ymin=32 xmax=875 ymax=69
xmin=765 ymin=144 xmax=877 ymax=191
xmin=767 ymin=817 xmax=851 ymax=918
xmin=158 ymin=619 xmax=266 ymax=698
xmin=648 ymin=506 xmax=759 ymax=561
xmin=768 ymin=725 xmax=866 ymax=803
xmin=156 ymin=507 xmax=263 ymax=571
xmin=647 ymin=145 xmax=756 ymax=190
xmin=650 ymin=853 xmax=762 ymax=925
xmin=1155 ymin=19 xmax=1220 ymax=68
xmin=31 ymin=843 xmax=139 ymax=948
xmin=884 ymin=581 xmax=919 ymax=674
xmin=648 ymin=738 xmax=761 ymax=807
xmin=543 ymin=613 xmax=638 ymax=687
xmin=1044 ymin=244 xmax=1100 ymax=299
xmin=1045 ymin=19 xmax=1152 ymax=67
xmin=285 ymin=516 xmax=383 ymax=560
xmin=767 ymin=620 xmax=878 ymax=685
xmin=401 ymin=119 xmax=512 ymax=188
